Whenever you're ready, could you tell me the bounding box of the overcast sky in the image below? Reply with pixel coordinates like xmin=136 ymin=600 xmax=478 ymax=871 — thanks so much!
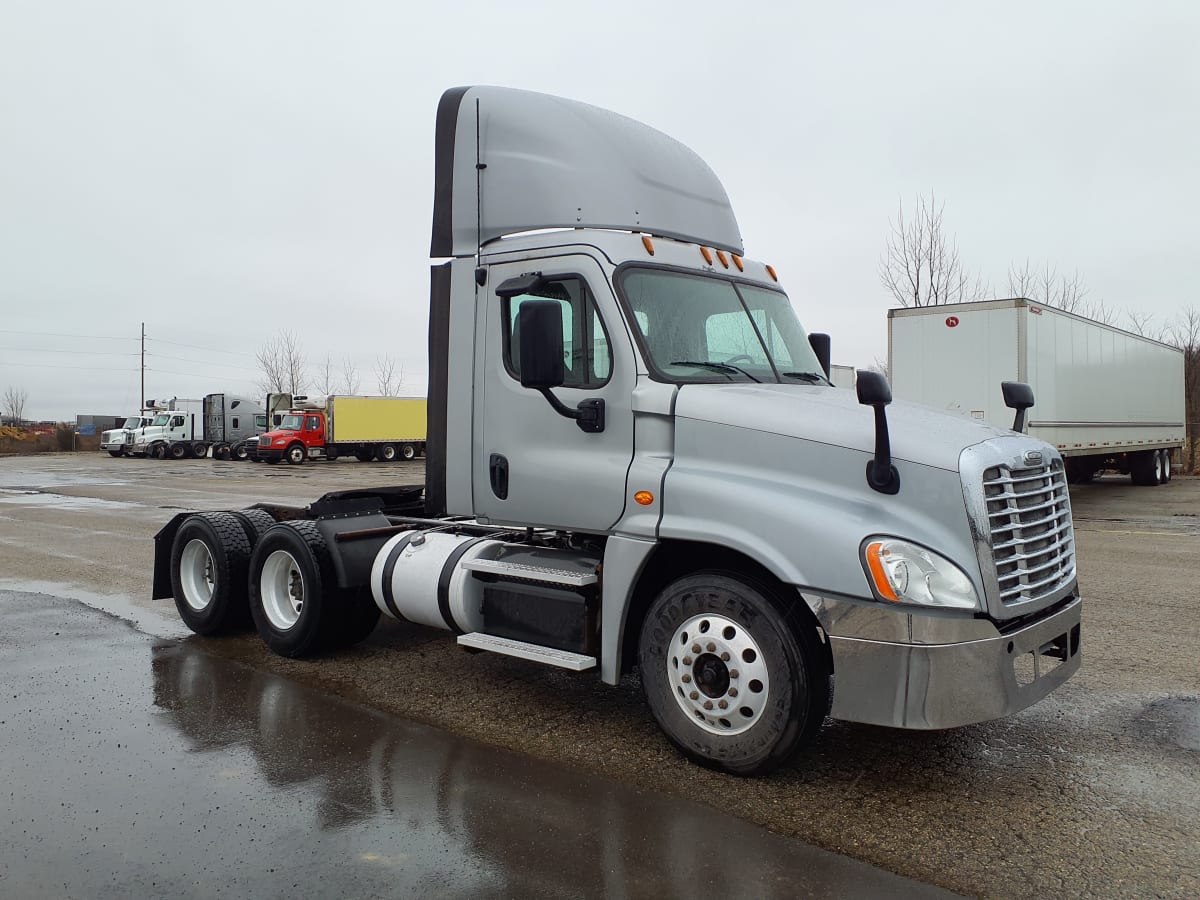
xmin=2 ymin=1 xmax=1197 ymax=420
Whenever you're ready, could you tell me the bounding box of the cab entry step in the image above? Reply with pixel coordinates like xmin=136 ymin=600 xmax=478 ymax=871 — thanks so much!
xmin=460 ymin=557 xmax=598 ymax=587
xmin=457 ymin=632 xmax=597 ymax=671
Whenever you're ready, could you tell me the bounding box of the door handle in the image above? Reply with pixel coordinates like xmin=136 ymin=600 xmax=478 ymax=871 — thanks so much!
xmin=489 ymin=453 xmax=509 ymax=500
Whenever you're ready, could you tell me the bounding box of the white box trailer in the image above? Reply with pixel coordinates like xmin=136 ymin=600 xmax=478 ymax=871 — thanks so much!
xmin=888 ymin=298 xmax=1185 ymax=485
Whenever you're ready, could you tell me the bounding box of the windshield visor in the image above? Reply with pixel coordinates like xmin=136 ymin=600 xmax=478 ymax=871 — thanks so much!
xmin=617 ymin=268 xmax=826 ymax=384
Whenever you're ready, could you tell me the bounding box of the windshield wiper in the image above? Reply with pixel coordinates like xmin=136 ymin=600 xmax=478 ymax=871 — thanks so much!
xmin=670 ymin=361 xmax=762 ymax=383
xmin=781 ymin=371 xmax=830 ymax=385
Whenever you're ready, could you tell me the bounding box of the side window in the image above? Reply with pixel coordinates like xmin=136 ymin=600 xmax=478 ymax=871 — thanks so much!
xmin=307 ymin=416 xmax=322 ymax=431
xmin=171 ymin=416 xmax=184 ymax=428
xmin=256 ymin=415 xmax=267 ymax=429
xmin=502 ymin=277 xmax=611 ymax=388
xmin=231 ymin=417 xmax=239 ymax=430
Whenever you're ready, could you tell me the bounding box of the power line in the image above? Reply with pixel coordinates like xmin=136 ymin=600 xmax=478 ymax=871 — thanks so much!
xmin=0 ymin=346 xmax=140 ymax=357
xmin=146 ymin=336 xmax=254 ymax=357
xmin=146 ymin=366 xmax=257 ymax=381
xmin=0 ymin=328 xmax=137 ymax=341
xmin=145 ymin=352 xmax=259 ymax=372
xmin=0 ymin=360 xmax=138 ymax=372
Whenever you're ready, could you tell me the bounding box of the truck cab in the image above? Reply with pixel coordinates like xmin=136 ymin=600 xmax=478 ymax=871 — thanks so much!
xmin=155 ymin=86 xmax=1082 ymax=776
xmin=100 ymin=415 xmax=154 ymax=457
xmin=255 ymin=409 xmax=325 ymax=465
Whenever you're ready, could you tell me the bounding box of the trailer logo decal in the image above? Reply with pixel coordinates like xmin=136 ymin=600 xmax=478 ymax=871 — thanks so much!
xmin=945 ymin=316 xmax=959 ymax=328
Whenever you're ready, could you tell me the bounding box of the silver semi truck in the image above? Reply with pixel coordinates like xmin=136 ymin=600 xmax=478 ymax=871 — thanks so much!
xmin=153 ymin=87 xmax=1081 ymax=776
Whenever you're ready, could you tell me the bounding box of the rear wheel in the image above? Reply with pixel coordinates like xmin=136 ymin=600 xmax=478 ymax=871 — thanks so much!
xmin=170 ymin=512 xmax=253 ymax=635
xmin=233 ymin=443 xmax=250 ymax=461
xmin=1158 ymin=449 xmax=1172 ymax=484
xmin=1130 ymin=450 xmax=1160 ymax=486
xmin=375 ymin=444 xmax=398 ymax=462
xmin=399 ymin=443 xmax=416 ymax=461
xmin=191 ymin=442 xmax=208 ymax=459
xmin=355 ymin=447 xmax=374 ymax=462
xmin=249 ymin=521 xmax=343 ymax=657
xmin=169 ymin=443 xmax=188 ymax=460
xmin=231 ymin=507 xmax=277 ymax=548
xmin=325 ymin=445 xmax=339 ymax=462
xmin=638 ymin=571 xmax=830 ymax=776
xmin=285 ymin=443 xmax=306 ymax=465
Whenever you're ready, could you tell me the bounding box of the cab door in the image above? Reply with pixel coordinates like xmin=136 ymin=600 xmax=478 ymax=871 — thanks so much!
xmin=473 ymin=254 xmax=635 ymax=532
xmin=304 ymin=415 xmax=324 ymax=450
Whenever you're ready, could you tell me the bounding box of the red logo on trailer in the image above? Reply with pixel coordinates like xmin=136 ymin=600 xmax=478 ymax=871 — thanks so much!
xmin=945 ymin=316 xmax=959 ymax=328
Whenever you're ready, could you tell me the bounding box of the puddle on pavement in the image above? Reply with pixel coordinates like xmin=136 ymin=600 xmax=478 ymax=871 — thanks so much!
xmin=0 ymin=488 xmax=148 ymax=512
xmin=0 ymin=577 xmax=190 ymax=639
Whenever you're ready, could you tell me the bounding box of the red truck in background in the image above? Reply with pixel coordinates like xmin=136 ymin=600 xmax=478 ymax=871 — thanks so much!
xmin=255 ymin=395 xmax=427 ymax=465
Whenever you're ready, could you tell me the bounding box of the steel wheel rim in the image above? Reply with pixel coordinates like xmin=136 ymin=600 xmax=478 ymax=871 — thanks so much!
xmin=261 ymin=550 xmax=304 ymax=631
xmin=667 ymin=613 xmax=770 ymax=736
xmin=179 ymin=539 xmax=216 ymax=611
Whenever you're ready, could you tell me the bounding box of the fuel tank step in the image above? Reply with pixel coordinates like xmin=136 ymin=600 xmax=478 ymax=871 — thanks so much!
xmin=456 ymin=632 xmax=597 ymax=671
xmin=460 ymin=557 xmax=598 ymax=587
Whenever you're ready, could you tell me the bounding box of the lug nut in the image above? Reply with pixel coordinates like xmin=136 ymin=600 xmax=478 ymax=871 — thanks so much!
xmin=706 ymin=642 xmax=716 ymax=652
xmin=689 ymin=690 xmax=699 ymax=700
xmin=703 ymin=700 xmax=713 ymax=710
xmin=692 ymin=643 xmax=701 ymax=654
xmin=682 ymin=674 xmax=691 ymax=683
xmin=728 ymin=687 xmax=738 ymax=697
xmin=682 ymin=656 xmax=692 ymax=666
xmin=730 ymin=669 xmax=740 ymax=679
xmin=720 ymin=652 xmax=730 ymax=661
xmin=718 ymin=700 xmax=728 ymax=709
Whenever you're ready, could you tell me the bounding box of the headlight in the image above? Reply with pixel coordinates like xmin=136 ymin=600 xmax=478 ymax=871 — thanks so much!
xmin=275 ymin=438 xmax=287 ymax=445
xmin=861 ymin=538 xmax=980 ymax=611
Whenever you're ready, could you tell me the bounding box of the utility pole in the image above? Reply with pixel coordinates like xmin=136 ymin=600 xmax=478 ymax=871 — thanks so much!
xmin=141 ymin=322 xmax=146 ymax=414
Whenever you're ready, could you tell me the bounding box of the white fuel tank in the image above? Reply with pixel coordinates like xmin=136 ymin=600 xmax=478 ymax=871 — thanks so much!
xmin=370 ymin=530 xmax=504 ymax=632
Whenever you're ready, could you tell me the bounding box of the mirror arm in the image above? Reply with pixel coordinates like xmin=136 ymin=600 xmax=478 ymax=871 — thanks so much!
xmin=866 ymin=406 xmax=900 ymax=494
xmin=536 ymin=389 xmax=605 ymax=434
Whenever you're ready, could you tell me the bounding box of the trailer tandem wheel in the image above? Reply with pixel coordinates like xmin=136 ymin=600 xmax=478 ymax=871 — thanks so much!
xmin=169 ymin=512 xmax=254 ymax=635
xmin=638 ymin=571 xmax=830 ymax=777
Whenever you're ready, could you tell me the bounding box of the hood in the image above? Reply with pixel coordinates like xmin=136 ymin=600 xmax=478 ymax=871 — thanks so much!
xmin=673 ymin=383 xmax=1013 ymax=472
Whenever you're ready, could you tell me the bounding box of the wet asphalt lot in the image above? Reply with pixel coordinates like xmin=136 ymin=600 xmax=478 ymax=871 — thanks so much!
xmin=1 ymin=453 xmax=1197 ymax=898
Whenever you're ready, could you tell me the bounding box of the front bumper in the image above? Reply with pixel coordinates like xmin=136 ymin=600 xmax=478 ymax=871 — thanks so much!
xmin=256 ymin=446 xmax=285 ymax=462
xmin=826 ymin=596 xmax=1081 ymax=729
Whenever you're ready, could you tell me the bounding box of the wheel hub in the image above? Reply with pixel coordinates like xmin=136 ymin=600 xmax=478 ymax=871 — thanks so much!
xmin=667 ymin=613 xmax=770 ymax=736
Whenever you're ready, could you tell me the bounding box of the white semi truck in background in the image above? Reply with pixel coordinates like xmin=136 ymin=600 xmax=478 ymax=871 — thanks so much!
xmin=100 ymin=414 xmax=157 ymax=457
xmin=889 ymin=299 xmax=1186 ymax=485
xmin=130 ymin=395 xmax=268 ymax=460
xmin=153 ymin=87 xmax=1082 ymax=776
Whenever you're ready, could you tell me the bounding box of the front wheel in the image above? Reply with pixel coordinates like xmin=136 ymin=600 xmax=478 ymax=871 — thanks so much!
xmin=107 ymin=449 xmax=123 ymax=458
xmin=285 ymin=443 xmax=306 ymax=465
xmin=638 ymin=572 xmax=830 ymax=776
xmin=233 ymin=443 xmax=250 ymax=461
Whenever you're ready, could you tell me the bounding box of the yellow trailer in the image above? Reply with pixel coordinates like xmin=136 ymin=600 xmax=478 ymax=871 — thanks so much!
xmin=325 ymin=396 xmax=426 ymax=461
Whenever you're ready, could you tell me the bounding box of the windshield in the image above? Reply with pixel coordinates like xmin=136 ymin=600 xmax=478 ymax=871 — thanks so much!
xmin=617 ymin=268 xmax=827 ymax=384
xmin=279 ymin=414 xmax=304 ymax=430
xmin=151 ymin=414 xmax=170 ymax=426
xmin=122 ymin=417 xmax=142 ymax=429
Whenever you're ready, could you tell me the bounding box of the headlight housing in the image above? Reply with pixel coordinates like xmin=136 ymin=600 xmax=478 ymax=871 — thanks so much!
xmin=275 ymin=438 xmax=287 ymax=446
xmin=861 ymin=537 xmax=980 ymax=611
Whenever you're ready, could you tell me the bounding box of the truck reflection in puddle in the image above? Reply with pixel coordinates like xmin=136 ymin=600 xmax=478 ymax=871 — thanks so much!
xmin=149 ymin=641 xmax=936 ymax=898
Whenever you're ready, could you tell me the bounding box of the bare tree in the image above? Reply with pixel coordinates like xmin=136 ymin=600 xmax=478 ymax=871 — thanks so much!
xmin=341 ymin=355 xmax=361 ymax=394
xmin=1007 ymin=260 xmax=1088 ymax=313
xmin=1166 ymin=306 xmax=1200 ymax=474
xmin=879 ymin=192 xmax=988 ymax=307
xmin=2 ymin=386 xmax=28 ymax=424
xmin=256 ymin=330 xmax=307 ymax=395
xmin=374 ymin=355 xmax=403 ymax=396
xmin=1126 ymin=310 xmax=1161 ymax=339
xmin=314 ymin=354 xmax=337 ymax=395
xmin=870 ymin=356 xmax=891 ymax=383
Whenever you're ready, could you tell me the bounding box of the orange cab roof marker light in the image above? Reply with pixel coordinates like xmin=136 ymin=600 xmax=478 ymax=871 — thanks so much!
xmin=641 ymin=235 xmax=655 ymax=256
xmin=700 ymin=246 xmax=713 ymax=265
xmin=765 ymin=264 xmax=778 ymax=282
xmin=715 ymin=250 xmax=729 ymax=268
xmin=732 ymin=254 xmax=744 ymax=272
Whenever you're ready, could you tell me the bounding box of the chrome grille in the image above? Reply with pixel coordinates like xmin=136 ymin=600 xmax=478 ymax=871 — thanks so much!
xmin=258 ymin=436 xmax=270 ymax=447
xmin=983 ymin=461 xmax=1075 ymax=606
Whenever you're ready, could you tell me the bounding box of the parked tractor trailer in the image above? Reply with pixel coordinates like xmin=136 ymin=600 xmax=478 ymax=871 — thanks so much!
xmin=889 ymin=299 xmax=1185 ymax=485
xmin=154 ymin=87 xmax=1081 ymax=776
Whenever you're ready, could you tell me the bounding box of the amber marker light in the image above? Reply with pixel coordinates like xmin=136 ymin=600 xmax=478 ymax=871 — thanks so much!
xmin=765 ymin=264 xmax=778 ymax=282
xmin=634 ymin=491 xmax=654 ymax=506
xmin=732 ymin=254 xmax=744 ymax=272
xmin=864 ymin=541 xmax=901 ymax=602
xmin=700 ymin=246 xmax=713 ymax=265
xmin=641 ymin=235 xmax=655 ymax=256
xmin=715 ymin=249 xmax=729 ymax=268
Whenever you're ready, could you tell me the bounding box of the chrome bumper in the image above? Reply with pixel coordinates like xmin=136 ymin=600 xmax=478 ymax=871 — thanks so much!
xmin=826 ymin=597 xmax=1081 ymax=729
